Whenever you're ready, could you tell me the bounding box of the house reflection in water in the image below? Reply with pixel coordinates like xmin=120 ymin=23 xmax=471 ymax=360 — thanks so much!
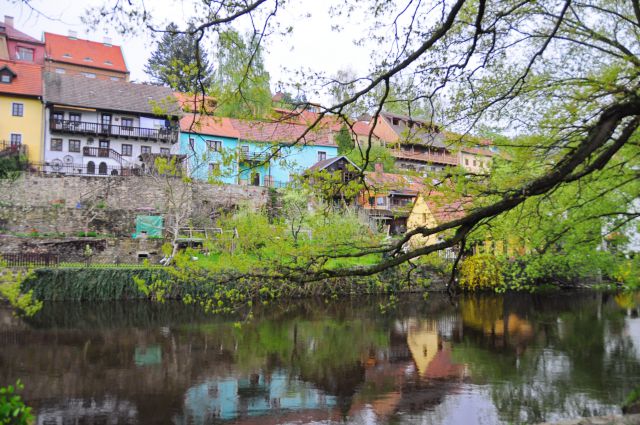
xmin=177 ymin=371 xmax=336 ymax=424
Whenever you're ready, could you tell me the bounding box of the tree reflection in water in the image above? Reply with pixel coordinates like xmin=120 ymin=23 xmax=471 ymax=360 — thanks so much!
xmin=0 ymin=292 xmax=639 ymax=424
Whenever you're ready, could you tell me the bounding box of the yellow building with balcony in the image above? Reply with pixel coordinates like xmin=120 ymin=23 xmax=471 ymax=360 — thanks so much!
xmin=0 ymin=60 xmax=44 ymax=163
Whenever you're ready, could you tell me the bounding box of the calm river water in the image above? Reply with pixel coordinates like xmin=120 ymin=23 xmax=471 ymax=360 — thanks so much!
xmin=2 ymin=292 xmax=640 ymax=424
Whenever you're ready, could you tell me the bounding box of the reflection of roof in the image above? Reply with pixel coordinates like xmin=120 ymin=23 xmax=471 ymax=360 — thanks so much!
xmin=0 ymin=60 xmax=42 ymax=97
xmin=44 ymin=72 xmax=180 ymax=115
xmin=44 ymin=32 xmax=128 ymax=73
xmin=406 ymin=320 xmax=439 ymax=376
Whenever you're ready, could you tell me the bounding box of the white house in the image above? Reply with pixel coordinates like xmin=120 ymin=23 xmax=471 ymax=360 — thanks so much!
xmin=42 ymin=72 xmax=181 ymax=175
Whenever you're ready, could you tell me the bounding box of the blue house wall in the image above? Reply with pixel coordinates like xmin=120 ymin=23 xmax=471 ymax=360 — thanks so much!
xmin=180 ymin=131 xmax=338 ymax=186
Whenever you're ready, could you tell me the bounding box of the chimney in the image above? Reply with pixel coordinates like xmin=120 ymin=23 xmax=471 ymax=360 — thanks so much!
xmin=103 ymin=37 xmax=112 ymax=46
xmin=68 ymin=30 xmax=77 ymax=39
xmin=4 ymin=16 xmax=14 ymax=27
xmin=374 ymin=163 xmax=384 ymax=173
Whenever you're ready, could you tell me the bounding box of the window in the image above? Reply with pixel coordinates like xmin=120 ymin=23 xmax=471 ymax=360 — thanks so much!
xmin=473 ymin=160 xmax=477 ymax=166
xmin=98 ymin=162 xmax=108 ymax=175
xmin=82 ymin=72 xmax=96 ymax=78
xmin=50 ymin=138 xmax=63 ymax=151
xmin=12 ymin=103 xmax=24 ymax=117
xmin=55 ymin=68 xmax=66 ymax=74
xmin=392 ymin=118 xmax=399 ymax=125
xmin=121 ymin=144 xmax=132 ymax=156
xmin=62 ymin=53 xmax=72 ymax=58
xmin=83 ymin=57 xmax=93 ymax=62
xmin=206 ymin=140 xmax=222 ymax=152
xmin=10 ymin=134 xmax=21 ymax=147
xmin=68 ymin=139 xmax=81 ymax=152
xmin=16 ymin=47 xmax=34 ymax=62
xmin=110 ymin=77 xmax=119 ymax=81
xmin=86 ymin=161 xmax=95 ymax=174
xmin=141 ymin=146 xmax=152 ymax=155
xmin=465 ymin=158 xmax=469 ymax=166
xmin=69 ymin=113 xmax=81 ymax=122
xmin=317 ymin=151 xmax=327 ymax=161
xmin=160 ymin=148 xmax=170 ymax=155
xmin=53 ymin=112 xmax=64 ymax=122
xmin=105 ymin=60 xmax=113 ymax=66
xmin=121 ymin=118 xmax=134 ymax=130
xmin=376 ymin=196 xmax=386 ymax=206
xmin=0 ymin=74 xmax=10 ymax=83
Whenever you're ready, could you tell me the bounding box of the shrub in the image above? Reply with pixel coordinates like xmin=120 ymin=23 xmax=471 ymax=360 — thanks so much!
xmin=0 ymin=381 xmax=33 ymax=425
xmin=458 ymin=254 xmax=504 ymax=291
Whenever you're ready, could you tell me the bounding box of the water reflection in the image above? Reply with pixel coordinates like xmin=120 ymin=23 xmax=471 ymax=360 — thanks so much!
xmin=1 ymin=292 xmax=639 ymax=424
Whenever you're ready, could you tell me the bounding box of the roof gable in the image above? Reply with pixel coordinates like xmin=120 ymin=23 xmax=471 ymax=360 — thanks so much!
xmin=308 ymin=155 xmax=361 ymax=172
xmin=0 ymin=59 xmax=42 ymax=97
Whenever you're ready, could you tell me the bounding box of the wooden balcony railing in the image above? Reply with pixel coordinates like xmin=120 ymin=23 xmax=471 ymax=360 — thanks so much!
xmin=392 ymin=149 xmax=459 ymax=166
xmin=50 ymin=119 xmax=178 ymax=143
xmin=82 ymin=147 xmax=127 ymax=164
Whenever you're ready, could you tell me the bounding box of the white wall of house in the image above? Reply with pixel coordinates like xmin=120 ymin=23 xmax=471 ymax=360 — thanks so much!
xmin=43 ymin=106 xmax=178 ymax=175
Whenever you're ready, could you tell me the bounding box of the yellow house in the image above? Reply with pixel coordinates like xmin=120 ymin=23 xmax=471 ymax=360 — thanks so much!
xmin=0 ymin=59 xmax=44 ymax=163
xmin=407 ymin=193 xmax=468 ymax=249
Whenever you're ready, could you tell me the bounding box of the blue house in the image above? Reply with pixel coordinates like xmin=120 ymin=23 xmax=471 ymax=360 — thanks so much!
xmin=180 ymin=114 xmax=338 ymax=186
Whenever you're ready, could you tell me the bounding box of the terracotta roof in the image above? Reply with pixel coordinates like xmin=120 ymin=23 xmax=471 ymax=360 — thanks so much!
xmin=272 ymin=107 xmax=344 ymax=132
xmin=44 ymin=32 xmax=128 ymax=73
xmin=44 ymin=72 xmax=180 ymax=115
xmin=352 ymin=120 xmax=372 ymax=136
xmin=2 ymin=24 xmax=42 ymax=44
xmin=173 ymin=92 xmax=217 ymax=113
xmin=231 ymin=119 xmax=337 ymax=147
xmin=423 ymin=191 xmax=470 ymax=223
xmin=179 ymin=114 xmax=239 ymax=138
xmin=365 ymin=170 xmax=425 ymax=194
xmin=0 ymin=60 xmax=42 ymax=97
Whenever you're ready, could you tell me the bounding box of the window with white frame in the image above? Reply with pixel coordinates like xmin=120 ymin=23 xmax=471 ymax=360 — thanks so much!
xmin=121 ymin=118 xmax=134 ymax=130
xmin=207 ymin=140 xmax=222 ymax=152
xmin=12 ymin=103 xmax=24 ymax=117
xmin=68 ymin=139 xmax=81 ymax=152
xmin=160 ymin=148 xmax=170 ymax=155
xmin=121 ymin=144 xmax=132 ymax=156
xmin=50 ymin=138 xmax=63 ymax=151
xmin=10 ymin=134 xmax=21 ymax=147
xmin=317 ymin=151 xmax=327 ymax=161
xmin=16 ymin=47 xmax=34 ymax=62
xmin=141 ymin=146 xmax=151 ymax=154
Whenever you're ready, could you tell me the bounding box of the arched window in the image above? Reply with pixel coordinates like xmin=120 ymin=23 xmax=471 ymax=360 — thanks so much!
xmin=98 ymin=162 xmax=107 ymax=175
xmin=86 ymin=161 xmax=95 ymax=174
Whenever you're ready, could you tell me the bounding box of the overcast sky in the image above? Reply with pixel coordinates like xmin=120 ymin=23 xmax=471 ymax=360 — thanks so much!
xmin=1 ymin=0 xmax=371 ymax=99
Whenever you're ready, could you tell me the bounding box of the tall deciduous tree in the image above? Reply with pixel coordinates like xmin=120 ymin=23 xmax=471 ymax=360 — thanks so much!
xmin=211 ymin=29 xmax=272 ymax=119
xmin=144 ymin=23 xmax=214 ymax=93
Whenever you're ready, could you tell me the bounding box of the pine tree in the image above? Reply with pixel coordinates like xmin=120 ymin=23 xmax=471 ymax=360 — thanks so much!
xmin=145 ymin=23 xmax=214 ymax=93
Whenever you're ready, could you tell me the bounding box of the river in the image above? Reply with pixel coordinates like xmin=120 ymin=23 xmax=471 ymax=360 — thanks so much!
xmin=1 ymin=291 xmax=640 ymax=424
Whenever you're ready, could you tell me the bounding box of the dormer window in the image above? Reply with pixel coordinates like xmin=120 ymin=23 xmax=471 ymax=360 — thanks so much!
xmin=84 ymin=57 xmax=93 ymax=62
xmin=0 ymin=66 xmax=16 ymax=84
xmin=392 ymin=118 xmax=399 ymax=125
xmin=104 ymin=60 xmax=113 ymax=66
xmin=62 ymin=53 xmax=72 ymax=58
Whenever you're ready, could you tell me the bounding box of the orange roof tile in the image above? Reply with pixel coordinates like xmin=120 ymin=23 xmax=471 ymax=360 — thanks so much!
xmin=173 ymin=92 xmax=217 ymax=113
xmin=365 ymin=170 xmax=426 ymax=194
xmin=272 ymin=107 xmax=344 ymax=132
xmin=352 ymin=120 xmax=372 ymax=136
xmin=180 ymin=114 xmax=239 ymax=138
xmin=230 ymin=119 xmax=337 ymax=147
xmin=0 ymin=60 xmax=42 ymax=97
xmin=44 ymin=32 xmax=128 ymax=73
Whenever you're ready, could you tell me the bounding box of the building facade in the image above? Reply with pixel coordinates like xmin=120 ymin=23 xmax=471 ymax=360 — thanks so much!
xmin=44 ymin=32 xmax=129 ymax=81
xmin=0 ymin=60 xmax=44 ymax=163
xmin=180 ymin=115 xmax=339 ymax=186
xmin=43 ymin=73 xmax=180 ymax=175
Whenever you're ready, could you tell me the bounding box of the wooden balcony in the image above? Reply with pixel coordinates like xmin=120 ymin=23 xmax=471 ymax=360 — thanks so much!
xmin=239 ymin=151 xmax=269 ymax=163
xmin=392 ymin=148 xmax=458 ymax=166
xmin=82 ymin=146 xmax=127 ymax=164
xmin=50 ymin=119 xmax=178 ymax=144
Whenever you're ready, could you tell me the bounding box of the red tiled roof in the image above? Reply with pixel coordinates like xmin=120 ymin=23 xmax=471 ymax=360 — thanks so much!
xmin=0 ymin=60 xmax=42 ymax=97
xmin=352 ymin=120 xmax=372 ymax=136
xmin=231 ymin=119 xmax=337 ymax=147
xmin=44 ymin=32 xmax=128 ymax=73
xmin=272 ymin=107 xmax=344 ymax=132
xmin=180 ymin=114 xmax=239 ymax=138
xmin=365 ymin=170 xmax=425 ymax=194
xmin=173 ymin=92 xmax=217 ymax=113
xmin=3 ymin=25 xmax=43 ymax=44
xmin=423 ymin=191 xmax=470 ymax=223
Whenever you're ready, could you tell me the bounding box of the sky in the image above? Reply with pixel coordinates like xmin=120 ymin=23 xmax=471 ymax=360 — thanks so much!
xmin=1 ymin=0 xmax=372 ymax=99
